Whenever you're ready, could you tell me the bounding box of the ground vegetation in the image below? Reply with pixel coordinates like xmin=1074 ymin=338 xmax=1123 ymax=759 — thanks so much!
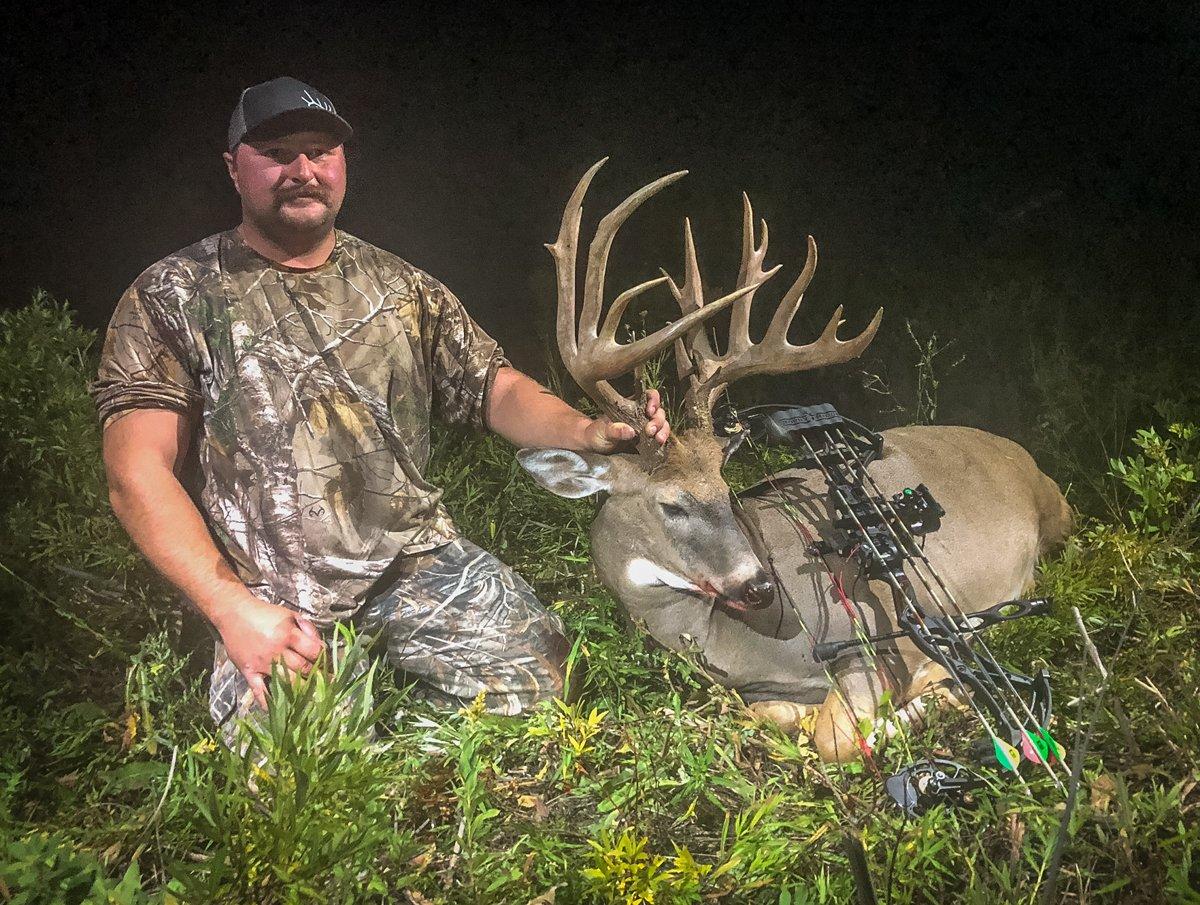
xmin=1 ymin=294 xmax=1197 ymax=903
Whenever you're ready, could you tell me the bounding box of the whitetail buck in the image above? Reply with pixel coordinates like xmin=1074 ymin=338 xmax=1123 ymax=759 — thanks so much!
xmin=519 ymin=160 xmax=1072 ymax=762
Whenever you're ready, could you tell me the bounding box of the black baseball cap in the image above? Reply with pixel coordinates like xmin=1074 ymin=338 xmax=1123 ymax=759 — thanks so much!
xmin=227 ymin=76 xmax=353 ymax=152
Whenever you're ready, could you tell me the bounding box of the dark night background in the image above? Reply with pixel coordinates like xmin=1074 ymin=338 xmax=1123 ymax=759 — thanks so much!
xmin=3 ymin=2 xmax=1198 ymax=448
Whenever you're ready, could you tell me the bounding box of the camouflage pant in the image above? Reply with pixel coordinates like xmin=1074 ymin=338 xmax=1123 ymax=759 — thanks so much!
xmin=210 ymin=538 xmax=570 ymax=745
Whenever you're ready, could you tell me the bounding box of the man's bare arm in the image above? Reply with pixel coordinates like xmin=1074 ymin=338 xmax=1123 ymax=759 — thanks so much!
xmin=102 ymin=409 xmax=322 ymax=707
xmin=485 ymin=365 xmax=669 ymax=451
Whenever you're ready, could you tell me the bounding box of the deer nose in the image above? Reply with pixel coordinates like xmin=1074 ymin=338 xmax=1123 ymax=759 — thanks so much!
xmin=742 ymin=575 xmax=775 ymax=608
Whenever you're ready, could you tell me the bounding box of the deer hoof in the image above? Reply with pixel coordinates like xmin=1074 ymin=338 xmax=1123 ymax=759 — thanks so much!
xmin=747 ymin=700 xmax=810 ymax=735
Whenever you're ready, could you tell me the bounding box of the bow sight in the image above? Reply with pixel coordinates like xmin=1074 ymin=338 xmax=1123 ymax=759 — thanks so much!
xmin=726 ymin=402 xmax=1068 ymax=813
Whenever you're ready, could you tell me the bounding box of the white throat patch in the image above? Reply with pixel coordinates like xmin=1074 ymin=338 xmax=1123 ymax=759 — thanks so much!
xmin=625 ymin=558 xmax=701 ymax=592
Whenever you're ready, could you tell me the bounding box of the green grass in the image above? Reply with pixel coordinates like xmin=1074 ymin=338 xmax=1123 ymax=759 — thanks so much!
xmin=1 ymin=295 xmax=1198 ymax=903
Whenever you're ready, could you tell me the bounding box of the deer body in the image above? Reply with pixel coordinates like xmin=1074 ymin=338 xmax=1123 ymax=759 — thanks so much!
xmin=527 ymin=423 xmax=1069 ymax=760
xmin=520 ymin=161 xmax=1071 ymax=762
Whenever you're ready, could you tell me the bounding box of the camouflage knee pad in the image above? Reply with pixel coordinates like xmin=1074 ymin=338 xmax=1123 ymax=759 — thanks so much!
xmin=210 ymin=538 xmax=569 ymax=744
xmin=356 ymin=537 xmax=570 ymax=714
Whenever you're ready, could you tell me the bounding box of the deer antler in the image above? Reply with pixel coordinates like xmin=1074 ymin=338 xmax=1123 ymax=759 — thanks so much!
xmin=668 ymin=193 xmax=883 ymax=428
xmin=548 ymin=159 xmax=772 ymax=457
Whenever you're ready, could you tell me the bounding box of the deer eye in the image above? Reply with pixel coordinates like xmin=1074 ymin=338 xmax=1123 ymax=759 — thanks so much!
xmin=659 ymin=501 xmax=688 ymax=519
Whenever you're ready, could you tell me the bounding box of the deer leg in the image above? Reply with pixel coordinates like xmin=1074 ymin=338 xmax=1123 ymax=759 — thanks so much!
xmin=813 ymin=668 xmax=888 ymax=764
xmin=903 ymin=659 xmax=967 ymax=711
xmin=813 ymin=660 xmax=976 ymax=763
xmin=814 ymin=692 xmax=866 ymax=763
xmin=747 ymin=700 xmax=811 ymax=734
xmin=856 ymin=659 xmax=970 ymax=749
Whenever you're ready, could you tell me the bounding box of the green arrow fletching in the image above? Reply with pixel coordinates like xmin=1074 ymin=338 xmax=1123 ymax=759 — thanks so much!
xmin=1023 ymin=730 xmax=1052 ymax=763
xmin=1035 ymin=727 xmax=1066 ymax=763
xmin=993 ymin=735 xmax=1021 ymax=772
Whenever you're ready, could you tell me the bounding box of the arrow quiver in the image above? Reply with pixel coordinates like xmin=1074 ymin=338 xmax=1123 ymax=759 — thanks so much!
xmin=725 ymin=403 xmax=1067 ymax=814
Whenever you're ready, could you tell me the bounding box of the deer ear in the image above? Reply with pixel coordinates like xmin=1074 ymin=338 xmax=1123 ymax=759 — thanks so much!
xmin=517 ymin=448 xmax=616 ymax=498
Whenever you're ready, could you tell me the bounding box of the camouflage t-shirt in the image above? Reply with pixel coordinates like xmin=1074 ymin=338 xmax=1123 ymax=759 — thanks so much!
xmin=90 ymin=228 xmax=509 ymax=626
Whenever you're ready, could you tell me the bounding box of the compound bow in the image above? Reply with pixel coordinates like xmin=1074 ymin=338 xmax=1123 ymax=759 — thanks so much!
xmin=725 ymin=402 xmax=1069 ymax=815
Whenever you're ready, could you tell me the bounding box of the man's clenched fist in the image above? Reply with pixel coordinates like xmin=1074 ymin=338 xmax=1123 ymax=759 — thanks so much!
xmin=214 ymin=595 xmax=325 ymax=710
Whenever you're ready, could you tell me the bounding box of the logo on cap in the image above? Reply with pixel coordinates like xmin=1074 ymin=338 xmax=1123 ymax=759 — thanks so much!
xmin=301 ymin=89 xmax=335 ymax=113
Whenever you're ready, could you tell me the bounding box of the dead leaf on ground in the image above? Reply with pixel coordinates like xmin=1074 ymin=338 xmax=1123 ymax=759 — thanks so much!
xmin=1008 ymin=812 xmax=1026 ymax=872
xmin=518 ymin=793 xmax=550 ymax=822
xmin=121 ymin=711 xmax=139 ymax=749
xmin=408 ymin=845 xmax=436 ymax=872
xmin=1178 ymin=772 xmax=1199 ymax=812
xmin=1091 ymin=773 xmax=1117 ymax=812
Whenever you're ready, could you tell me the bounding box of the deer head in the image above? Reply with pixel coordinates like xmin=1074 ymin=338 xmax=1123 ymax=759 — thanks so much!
xmin=519 ymin=159 xmax=882 ymax=637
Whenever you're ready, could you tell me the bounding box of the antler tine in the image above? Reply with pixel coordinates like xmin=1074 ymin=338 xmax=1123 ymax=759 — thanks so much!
xmin=728 ymin=193 xmax=771 ymax=356
xmin=547 ymin=157 xmax=607 ymax=372
xmin=662 ymin=223 xmax=705 ymax=388
xmin=664 ymin=219 xmax=718 ymax=374
xmin=810 ymin=304 xmax=885 ymax=363
xmin=761 ymin=235 xmax=819 ymax=347
xmin=580 ymin=170 xmax=689 ymax=342
xmin=665 ymin=219 xmax=719 ymax=424
xmin=599 ymin=275 xmax=672 ymax=343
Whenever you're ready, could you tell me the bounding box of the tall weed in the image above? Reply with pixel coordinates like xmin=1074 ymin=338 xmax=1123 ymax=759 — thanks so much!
xmin=168 ymin=631 xmax=421 ymax=903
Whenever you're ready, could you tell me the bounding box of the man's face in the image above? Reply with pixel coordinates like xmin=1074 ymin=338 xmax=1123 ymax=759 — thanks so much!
xmin=223 ymin=129 xmax=347 ymax=239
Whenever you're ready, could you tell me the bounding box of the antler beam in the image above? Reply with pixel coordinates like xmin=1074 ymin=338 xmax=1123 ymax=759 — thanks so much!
xmin=548 ymin=159 xmax=772 ymax=456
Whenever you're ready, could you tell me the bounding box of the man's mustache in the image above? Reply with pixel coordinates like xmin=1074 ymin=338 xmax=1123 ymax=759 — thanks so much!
xmin=276 ymin=188 xmax=329 ymax=204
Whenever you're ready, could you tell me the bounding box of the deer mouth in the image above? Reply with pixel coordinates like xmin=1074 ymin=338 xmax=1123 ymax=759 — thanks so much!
xmin=624 ymin=560 xmax=772 ymax=612
xmin=697 ymin=580 xmax=774 ymax=614
xmin=715 ymin=593 xmax=773 ymax=613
